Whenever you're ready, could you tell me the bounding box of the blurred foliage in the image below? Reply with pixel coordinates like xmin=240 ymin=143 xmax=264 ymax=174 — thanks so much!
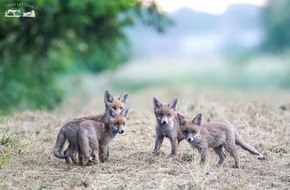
xmin=262 ymin=0 xmax=290 ymax=88
xmin=263 ymin=0 xmax=290 ymax=52
xmin=0 ymin=0 xmax=171 ymax=114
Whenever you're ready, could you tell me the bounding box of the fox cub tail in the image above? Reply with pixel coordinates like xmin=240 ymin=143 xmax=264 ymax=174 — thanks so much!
xmin=53 ymin=129 xmax=66 ymax=159
xmin=235 ymin=132 xmax=265 ymax=160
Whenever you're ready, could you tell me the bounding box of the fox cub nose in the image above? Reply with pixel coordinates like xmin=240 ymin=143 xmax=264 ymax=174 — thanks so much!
xmin=187 ymin=138 xmax=193 ymax=142
xmin=118 ymin=129 xmax=125 ymax=134
xmin=161 ymin=119 xmax=168 ymax=124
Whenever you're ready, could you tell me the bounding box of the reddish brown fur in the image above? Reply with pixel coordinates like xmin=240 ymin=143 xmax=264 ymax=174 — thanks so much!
xmin=153 ymin=97 xmax=184 ymax=156
xmin=77 ymin=107 xmax=129 ymax=166
xmin=177 ymin=113 xmax=265 ymax=168
xmin=53 ymin=91 xmax=128 ymax=164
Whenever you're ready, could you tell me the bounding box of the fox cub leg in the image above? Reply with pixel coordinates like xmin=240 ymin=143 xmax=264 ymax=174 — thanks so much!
xmin=78 ymin=131 xmax=99 ymax=166
xmin=105 ymin=147 xmax=110 ymax=161
xmin=200 ymin=148 xmax=210 ymax=165
xmin=213 ymin=145 xmax=226 ymax=167
xmin=153 ymin=135 xmax=164 ymax=154
xmin=223 ymin=143 xmax=240 ymax=168
xmin=64 ymin=145 xmax=78 ymax=164
xmin=64 ymin=146 xmax=73 ymax=164
xmin=99 ymin=145 xmax=109 ymax=163
xmin=169 ymin=137 xmax=178 ymax=157
xmin=79 ymin=147 xmax=96 ymax=166
xmin=79 ymin=147 xmax=99 ymax=166
xmin=78 ymin=147 xmax=93 ymax=166
xmin=90 ymin=146 xmax=100 ymax=166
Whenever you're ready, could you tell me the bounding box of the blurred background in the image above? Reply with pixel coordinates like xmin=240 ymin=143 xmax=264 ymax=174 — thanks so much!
xmin=0 ymin=0 xmax=289 ymax=115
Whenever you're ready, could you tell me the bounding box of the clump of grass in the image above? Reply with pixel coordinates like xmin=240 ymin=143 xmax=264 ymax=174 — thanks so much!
xmin=1 ymin=130 xmax=16 ymax=148
xmin=0 ymin=129 xmax=18 ymax=167
xmin=0 ymin=153 xmax=11 ymax=167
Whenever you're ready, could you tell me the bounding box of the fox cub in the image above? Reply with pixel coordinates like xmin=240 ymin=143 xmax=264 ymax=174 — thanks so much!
xmin=77 ymin=107 xmax=129 ymax=166
xmin=53 ymin=90 xmax=128 ymax=164
xmin=153 ymin=97 xmax=185 ymax=157
xmin=177 ymin=113 xmax=265 ymax=168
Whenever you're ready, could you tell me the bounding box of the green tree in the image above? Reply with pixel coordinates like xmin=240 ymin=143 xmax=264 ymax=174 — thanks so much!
xmin=0 ymin=0 xmax=171 ymax=114
xmin=263 ymin=0 xmax=290 ymax=52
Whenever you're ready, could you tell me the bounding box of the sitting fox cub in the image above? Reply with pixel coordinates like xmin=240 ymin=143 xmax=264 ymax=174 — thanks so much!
xmin=78 ymin=107 xmax=129 ymax=166
xmin=153 ymin=97 xmax=185 ymax=156
xmin=177 ymin=113 xmax=265 ymax=168
xmin=53 ymin=90 xmax=128 ymax=164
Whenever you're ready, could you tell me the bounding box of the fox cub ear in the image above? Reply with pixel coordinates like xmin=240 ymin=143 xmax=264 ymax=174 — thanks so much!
xmin=169 ymin=98 xmax=178 ymax=111
xmin=118 ymin=92 xmax=128 ymax=104
xmin=192 ymin=113 xmax=202 ymax=126
xmin=108 ymin=107 xmax=116 ymax=117
xmin=153 ymin=97 xmax=162 ymax=109
xmin=104 ymin=90 xmax=114 ymax=103
xmin=121 ymin=107 xmax=129 ymax=118
xmin=177 ymin=113 xmax=186 ymax=126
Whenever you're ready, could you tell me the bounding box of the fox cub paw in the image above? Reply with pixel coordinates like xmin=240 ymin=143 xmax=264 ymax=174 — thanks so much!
xmin=153 ymin=150 xmax=160 ymax=155
xmin=153 ymin=150 xmax=166 ymax=157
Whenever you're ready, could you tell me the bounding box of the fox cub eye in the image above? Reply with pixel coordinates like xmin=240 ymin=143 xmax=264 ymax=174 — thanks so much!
xmin=167 ymin=113 xmax=171 ymax=117
xmin=158 ymin=113 xmax=162 ymax=117
xmin=183 ymin=130 xmax=188 ymax=134
xmin=114 ymin=122 xmax=119 ymax=126
xmin=120 ymin=106 xmax=123 ymax=110
xmin=112 ymin=106 xmax=117 ymax=110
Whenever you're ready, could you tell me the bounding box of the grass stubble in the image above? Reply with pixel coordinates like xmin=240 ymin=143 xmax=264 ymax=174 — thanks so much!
xmin=0 ymin=87 xmax=289 ymax=189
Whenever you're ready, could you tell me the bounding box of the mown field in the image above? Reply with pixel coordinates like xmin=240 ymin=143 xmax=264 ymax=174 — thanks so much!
xmin=0 ymin=84 xmax=289 ymax=189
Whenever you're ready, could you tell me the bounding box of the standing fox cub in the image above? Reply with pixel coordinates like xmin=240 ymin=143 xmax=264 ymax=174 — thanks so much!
xmin=153 ymin=97 xmax=185 ymax=157
xmin=77 ymin=107 xmax=129 ymax=166
xmin=177 ymin=113 xmax=265 ymax=168
xmin=53 ymin=90 xmax=128 ymax=164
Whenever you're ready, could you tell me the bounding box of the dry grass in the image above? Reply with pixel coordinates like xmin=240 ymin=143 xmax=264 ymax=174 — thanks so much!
xmin=0 ymin=86 xmax=289 ymax=189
